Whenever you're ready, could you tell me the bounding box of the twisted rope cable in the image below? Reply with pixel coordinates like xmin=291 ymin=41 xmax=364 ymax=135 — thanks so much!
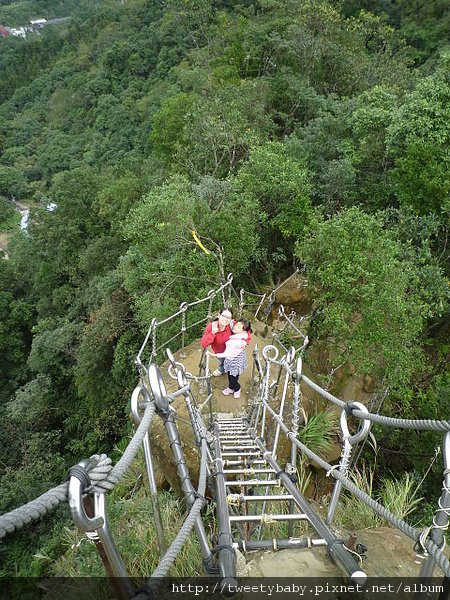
xmin=148 ymin=438 xmax=208 ymax=579
xmin=257 ymin=401 xmax=450 ymax=576
xmin=0 ymin=482 xmax=68 ymax=540
xmin=301 ymin=374 xmax=450 ymax=432
xmin=0 ymin=453 xmax=117 ymax=539
xmin=94 ymin=401 xmax=156 ymax=492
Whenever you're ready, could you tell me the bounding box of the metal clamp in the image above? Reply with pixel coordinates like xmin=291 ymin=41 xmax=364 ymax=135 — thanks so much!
xmin=130 ymin=384 xmax=152 ymax=426
xmin=148 ymin=363 xmax=169 ymax=412
xmin=340 ymin=401 xmax=370 ymax=445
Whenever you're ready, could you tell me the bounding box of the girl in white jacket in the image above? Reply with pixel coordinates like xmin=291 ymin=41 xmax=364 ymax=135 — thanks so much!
xmin=215 ymin=319 xmax=252 ymax=399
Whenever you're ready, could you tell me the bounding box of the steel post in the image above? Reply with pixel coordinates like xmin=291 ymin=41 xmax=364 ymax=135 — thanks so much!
xmin=418 ymin=432 xmax=450 ymax=579
xmin=213 ymin=425 xmax=237 ymax=578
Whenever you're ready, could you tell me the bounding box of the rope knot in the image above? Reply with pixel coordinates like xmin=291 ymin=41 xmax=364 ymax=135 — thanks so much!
xmin=87 ymin=454 xmax=115 ymax=493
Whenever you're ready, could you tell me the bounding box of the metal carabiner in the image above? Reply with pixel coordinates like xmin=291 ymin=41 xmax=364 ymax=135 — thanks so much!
xmin=68 ymin=459 xmax=103 ymax=532
xmin=166 ymin=348 xmax=177 ymax=368
xmin=295 ymin=356 xmax=303 ymax=380
xmin=286 ymin=346 xmax=296 ymax=364
xmin=176 ymin=367 xmax=189 ymax=391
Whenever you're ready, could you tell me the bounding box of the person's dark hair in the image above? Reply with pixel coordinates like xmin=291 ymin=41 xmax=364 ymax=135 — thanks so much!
xmin=213 ymin=307 xmax=233 ymax=322
xmin=237 ymin=319 xmax=252 ymax=333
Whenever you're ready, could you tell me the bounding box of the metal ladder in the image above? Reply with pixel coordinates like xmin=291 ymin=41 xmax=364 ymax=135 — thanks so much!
xmin=213 ymin=415 xmax=367 ymax=582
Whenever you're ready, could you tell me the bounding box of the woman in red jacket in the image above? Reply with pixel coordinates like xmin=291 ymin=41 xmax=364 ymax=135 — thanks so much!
xmin=201 ymin=308 xmax=233 ymax=376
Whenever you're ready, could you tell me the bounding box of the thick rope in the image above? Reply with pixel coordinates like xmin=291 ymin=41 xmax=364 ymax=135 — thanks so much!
xmin=0 ymin=401 xmax=156 ymax=539
xmin=256 ymin=401 xmax=450 ymax=576
xmin=0 ymin=482 xmax=68 ymax=540
xmin=0 ymin=455 xmax=113 ymax=539
xmin=144 ymin=438 xmax=208 ymax=583
xmin=301 ymin=374 xmax=450 ymax=432
xmin=93 ymin=401 xmax=156 ymax=492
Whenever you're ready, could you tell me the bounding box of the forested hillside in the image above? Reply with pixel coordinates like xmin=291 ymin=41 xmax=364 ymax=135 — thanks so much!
xmin=0 ymin=0 xmax=449 ymax=577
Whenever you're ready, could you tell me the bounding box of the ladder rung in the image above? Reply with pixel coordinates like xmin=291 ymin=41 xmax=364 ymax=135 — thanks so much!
xmin=229 ymin=514 xmax=308 ymax=523
xmin=224 ymin=459 xmax=266 ymax=466
xmin=219 ymin=429 xmax=247 ymax=433
xmin=223 ymin=468 xmax=275 ymax=474
xmin=221 ymin=445 xmax=258 ymax=450
xmin=225 ymin=479 xmax=281 ymax=487
xmin=221 ymin=441 xmax=257 ymax=445
xmin=228 ymin=495 xmax=294 ymax=502
xmin=221 ymin=452 xmax=261 ymax=456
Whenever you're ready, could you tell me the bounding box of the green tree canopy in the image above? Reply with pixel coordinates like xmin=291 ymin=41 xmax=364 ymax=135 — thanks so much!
xmin=296 ymin=207 xmax=446 ymax=388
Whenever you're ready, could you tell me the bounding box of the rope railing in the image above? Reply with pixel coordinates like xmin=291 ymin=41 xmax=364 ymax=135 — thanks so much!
xmin=140 ymin=437 xmax=208 ymax=587
xmin=256 ymin=399 xmax=450 ymax=576
xmin=135 ymin=274 xmax=234 ymax=367
xmin=302 ymin=373 xmax=450 ymax=432
xmin=0 ymin=399 xmax=156 ymax=543
xmin=136 ymin=270 xmax=307 ymax=371
xmin=5 ymin=268 xmax=449 ymax=587
xmin=249 ymin=344 xmax=450 ymax=578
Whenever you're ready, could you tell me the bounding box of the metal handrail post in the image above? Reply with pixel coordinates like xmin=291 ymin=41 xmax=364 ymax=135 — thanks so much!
xmin=290 ymin=356 xmax=303 ymax=469
xmin=162 ymin=409 xmax=211 ymax=561
xmin=68 ymin=462 xmax=135 ymax=599
xmin=418 ymin=432 xmax=450 ymax=579
xmin=326 ymin=402 xmax=371 ymax=526
xmin=272 ymin=348 xmax=295 ymax=459
xmin=93 ymin=492 xmax=136 ymax=597
xmin=213 ymin=424 xmax=237 ymax=578
xmin=131 ymin=384 xmax=167 ymax=558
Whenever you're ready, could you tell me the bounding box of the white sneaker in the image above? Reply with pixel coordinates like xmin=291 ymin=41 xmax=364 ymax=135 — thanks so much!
xmin=222 ymin=388 xmax=233 ymax=396
xmin=233 ymin=390 xmax=241 ymax=399
xmin=212 ymin=369 xmax=223 ymax=377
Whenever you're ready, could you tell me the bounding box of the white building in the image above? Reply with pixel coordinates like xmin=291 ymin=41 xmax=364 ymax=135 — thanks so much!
xmin=30 ymin=19 xmax=47 ymax=28
xmin=10 ymin=27 xmax=27 ymax=38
